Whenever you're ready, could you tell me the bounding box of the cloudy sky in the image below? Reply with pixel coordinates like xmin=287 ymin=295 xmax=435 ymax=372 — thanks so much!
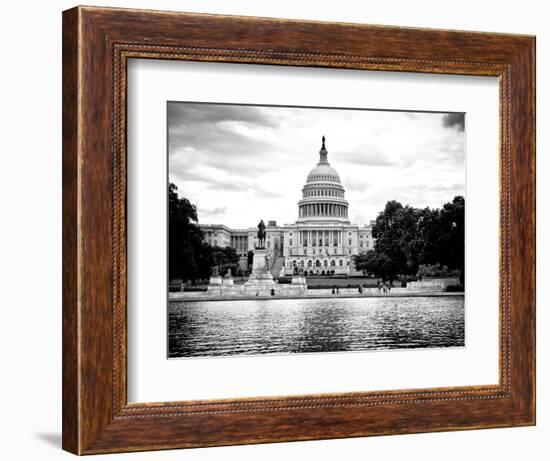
xmin=168 ymin=102 xmax=465 ymax=229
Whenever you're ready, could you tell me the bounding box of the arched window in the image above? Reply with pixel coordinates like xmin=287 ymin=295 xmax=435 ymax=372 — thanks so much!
xmin=339 ymin=259 xmax=343 ymax=266
xmin=307 ymin=260 xmax=312 ymax=267
xmin=316 ymin=260 xmax=321 ymax=267
xmin=323 ymin=260 xmax=328 ymax=267
xmin=330 ymin=259 xmax=336 ymax=266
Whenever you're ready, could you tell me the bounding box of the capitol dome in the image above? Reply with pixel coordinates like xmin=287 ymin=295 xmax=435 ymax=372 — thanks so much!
xmin=306 ymin=164 xmax=341 ymax=183
xmin=306 ymin=137 xmax=341 ymax=183
xmin=297 ymin=137 xmax=350 ymax=223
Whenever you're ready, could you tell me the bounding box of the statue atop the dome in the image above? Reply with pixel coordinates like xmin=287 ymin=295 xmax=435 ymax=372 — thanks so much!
xmin=318 ymin=136 xmax=328 ymax=164
xmin=256 ymin=219 xmax=266 ymax=248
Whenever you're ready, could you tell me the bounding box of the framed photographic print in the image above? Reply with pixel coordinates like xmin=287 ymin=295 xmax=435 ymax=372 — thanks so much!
xmin=62 ymin=6 xmax=535 ymax=455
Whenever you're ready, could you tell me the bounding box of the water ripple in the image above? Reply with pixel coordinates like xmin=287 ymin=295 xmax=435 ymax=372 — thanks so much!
xmin=168 ymin=296 xmax=465 ymax=358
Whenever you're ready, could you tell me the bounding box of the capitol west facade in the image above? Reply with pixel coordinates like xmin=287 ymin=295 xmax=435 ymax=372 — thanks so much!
xmin=201 ymin=138 xmax=375 ymax=276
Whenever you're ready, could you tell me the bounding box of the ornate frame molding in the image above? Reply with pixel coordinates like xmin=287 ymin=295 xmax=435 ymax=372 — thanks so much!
xmin=63 ymin=6 xmax=535 ymax=454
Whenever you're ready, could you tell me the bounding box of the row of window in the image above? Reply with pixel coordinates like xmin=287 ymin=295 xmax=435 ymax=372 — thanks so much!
xmin=291 ymin=238 xmax=354 ymax=246
xmin=291 ymin=259 xmax=345 ymax=267
xmin=303 ymin=188 xmax=344 ymax=198
xmin=309 ymin=174 xmax=339 ymax=181
xmin=289 ymin=248 xmax=353 ymax=256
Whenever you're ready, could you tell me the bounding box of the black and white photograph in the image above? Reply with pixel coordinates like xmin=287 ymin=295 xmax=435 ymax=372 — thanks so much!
xmin=168 ymin=102 xmax=466 ymax=358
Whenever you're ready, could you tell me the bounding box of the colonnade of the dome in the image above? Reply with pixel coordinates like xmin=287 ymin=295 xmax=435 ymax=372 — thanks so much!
xmin=298 ymin=202 xmax=348 ymax=218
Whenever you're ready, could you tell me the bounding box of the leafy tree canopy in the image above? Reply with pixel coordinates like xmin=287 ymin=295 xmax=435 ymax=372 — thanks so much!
xmin=362 ymin=196 xmax=464 ymax=282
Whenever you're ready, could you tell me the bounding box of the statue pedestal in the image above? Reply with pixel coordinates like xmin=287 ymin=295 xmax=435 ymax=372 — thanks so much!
xmin=243 ymin=248 xmax=275 ymax=295
xmin=291 ymin=275 xmax=307 ymax=286
xmin=208 ymin=275 xmax=222 ymax=286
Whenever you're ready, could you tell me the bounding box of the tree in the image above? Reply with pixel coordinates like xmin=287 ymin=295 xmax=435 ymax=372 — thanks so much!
xmin=168 ymin=183 xmax=205 ymax=282
xmin=211 ymin=246 xmax=240 ymax=276
xmin=416 ymin=196 xmax=465 ymax=281
xmin=353 ymin=250 xmax=399 ymax=282
xmin=363 ymin=196 xmax=465 ymax=283
xmin=439 ymin=196 xmax=465 ymax=275
xmin=371 ymin=200 xmax=421 ymax=276
xmin=353 ymin=251 xmax=373 ymax=276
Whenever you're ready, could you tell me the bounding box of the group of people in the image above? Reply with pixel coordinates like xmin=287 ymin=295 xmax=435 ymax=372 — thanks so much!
xmin=329 ymin=280 xmax=393 ymax=295
xmin=377 ymin=280 xmax=392 ymax=294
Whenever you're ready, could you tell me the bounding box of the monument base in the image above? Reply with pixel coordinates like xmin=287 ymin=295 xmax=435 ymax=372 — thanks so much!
xmin=243 ymin=248 xmax=275 ymax=295
xmin=208 ymin=275 xmax=222 ymax=286
xmin=291 ymin=275 xmax=307 ymax=286
xmin=204 ymin=248 xmax=308 ymax=297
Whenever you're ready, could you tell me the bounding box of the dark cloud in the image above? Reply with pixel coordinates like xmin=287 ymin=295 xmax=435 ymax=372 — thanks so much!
xmin=168 ymin=102 xmax=279 ymax=129
xmin=168 ymin=103 xmax=283 ymax=178
xmin=171 ymin=168 xmax=253 ymax=193
xmin=442 ymin=113 xmax=465 ymax=132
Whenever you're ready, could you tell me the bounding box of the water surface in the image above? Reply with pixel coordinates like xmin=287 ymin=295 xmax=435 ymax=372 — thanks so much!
xmin=168 ymin=296 xmax=465 ymax=358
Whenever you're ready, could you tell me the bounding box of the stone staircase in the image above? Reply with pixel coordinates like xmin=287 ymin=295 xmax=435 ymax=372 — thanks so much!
xmin=270 ymin=256 xmax=286 ymax=278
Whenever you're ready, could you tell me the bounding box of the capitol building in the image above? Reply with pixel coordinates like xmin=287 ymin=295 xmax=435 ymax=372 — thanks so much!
xmin=201 ymin=137 xmax=375 ymax=277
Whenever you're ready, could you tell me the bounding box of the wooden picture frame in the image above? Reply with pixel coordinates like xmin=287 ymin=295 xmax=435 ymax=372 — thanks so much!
xmin=62 ymin=5 xmax=535 ymax=455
